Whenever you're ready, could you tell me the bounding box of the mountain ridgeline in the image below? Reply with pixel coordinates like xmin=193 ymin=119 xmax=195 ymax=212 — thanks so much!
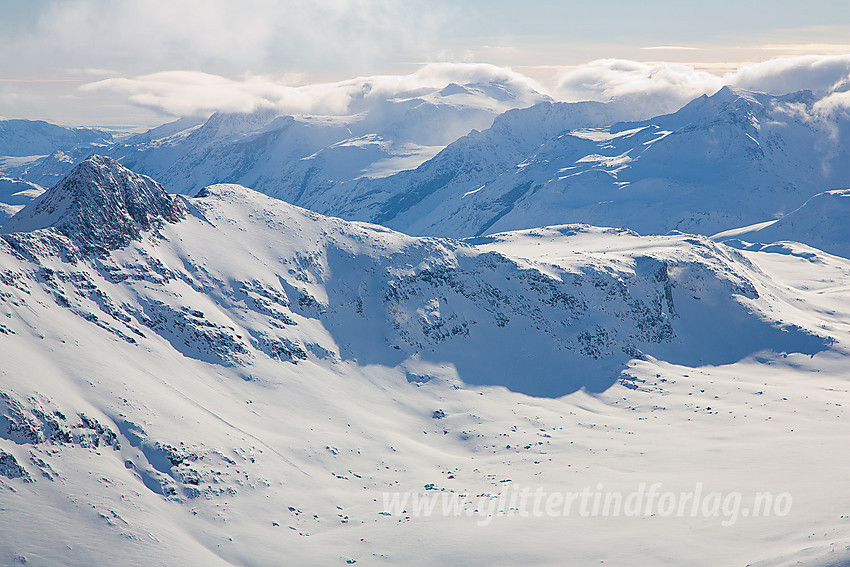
xmin=56 ymin=86 xmax=850 ymax=245
xmin=4 ymin=86 xmax=850 ymax=251
xmin=0 ymin=156 xmax=827 ymax=397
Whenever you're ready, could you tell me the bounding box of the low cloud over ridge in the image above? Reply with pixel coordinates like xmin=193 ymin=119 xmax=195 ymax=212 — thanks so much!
xmin=553 ymin=54 xmax=850 ymax=114
xmin=83 ymin=55 xmax=850 ymax=121
xmin=82 ymin=64 xmax=549 ymax=117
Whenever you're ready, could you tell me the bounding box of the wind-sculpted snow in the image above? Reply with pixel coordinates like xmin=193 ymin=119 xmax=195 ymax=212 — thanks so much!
xmin=0 ymin=162 xmax=846 ymax=566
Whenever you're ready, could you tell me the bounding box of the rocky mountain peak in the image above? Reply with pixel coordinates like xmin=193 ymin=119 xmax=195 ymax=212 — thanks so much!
xmin=1 ymin=154 xmax=183 ymax=252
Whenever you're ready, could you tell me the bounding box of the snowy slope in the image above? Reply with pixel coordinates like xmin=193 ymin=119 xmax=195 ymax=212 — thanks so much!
xmin=713 ymin=189 xmax=850 ymax=259
xmin=300 ymin=99 xmax=640 ymax=222
xmin=345 ymin=87 xmax=850 ymax=238
xmin=1 ymin=157 xmax=849 ymax=565
xmin=104 ymin=79 xmax=550 ymax=201
xmin=0 ymin=177 xmax=44 ymax=224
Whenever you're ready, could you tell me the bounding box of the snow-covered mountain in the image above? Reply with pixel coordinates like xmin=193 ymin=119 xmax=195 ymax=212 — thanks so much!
xmin=8 ymin=86 xmax=850 ymax=248
xmin=103 ymin=79 xmax=550 ymax=199
xmin=285 ymin=99 xmax=641 ymax=220
xmin=2 ymin=156 xmax=849 ymax=565
xmin=335 ymin=87 xmax=850 ymax=238
xmin=0 ymin=119 xmax=112 ymax=158
xmin=2 ymin=156 xmax=181 ymax=253
xmin=0 ymin=119 xmax=114 ymax=189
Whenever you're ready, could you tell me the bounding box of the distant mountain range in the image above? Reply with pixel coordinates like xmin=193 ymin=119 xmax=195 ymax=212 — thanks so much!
xmin=0 ymin=119 xmax=112 ymax=158
xmin=338 ymin=87 xmax=850 ymax=238
xmin=0 ymin=177 xmax=44 ymax=223
xmin=3 ymin=84 xmax=850 ymax=258
xmin=104 ymin=79 xmax=550 ymax=201
xmin=0 ymin=119 xmax=113 ymax=188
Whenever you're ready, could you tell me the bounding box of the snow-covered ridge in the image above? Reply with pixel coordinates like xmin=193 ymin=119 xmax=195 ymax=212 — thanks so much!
xmin=0 ymin=161 xmax=831 ymax=398
xmin=0 ymin=159 xmax=829 ymax=395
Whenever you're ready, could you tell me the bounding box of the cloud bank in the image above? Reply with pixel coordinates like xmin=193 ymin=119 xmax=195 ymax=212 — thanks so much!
xmin=82 ymin=55 xmax=850 ymax=122
xmin=729 ymin=55 xmax=850 ymax=94
xmin=554 ymin=59 xmax=724 ymax=116
xmin=83 ymin=64 xmax=548 ymax=117
xmin=552 ymin=54 xmax=850 ymax=114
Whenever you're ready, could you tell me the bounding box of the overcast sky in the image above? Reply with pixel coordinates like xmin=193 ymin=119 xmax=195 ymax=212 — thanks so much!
xmin=1 ymin=0 xmax=850 ymax=128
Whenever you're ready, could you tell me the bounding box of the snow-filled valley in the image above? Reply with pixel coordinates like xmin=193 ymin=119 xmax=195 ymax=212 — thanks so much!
xmin=1 ymin=155 xmax=850 ymax=565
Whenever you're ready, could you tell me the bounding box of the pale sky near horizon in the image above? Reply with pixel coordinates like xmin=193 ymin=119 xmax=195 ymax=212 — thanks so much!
xmin=1 ymin=0 xmax=850 ymax=128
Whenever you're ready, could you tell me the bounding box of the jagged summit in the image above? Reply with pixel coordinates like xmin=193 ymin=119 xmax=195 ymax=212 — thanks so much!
xmin=1 ymin=154 xmax=183 ymax=252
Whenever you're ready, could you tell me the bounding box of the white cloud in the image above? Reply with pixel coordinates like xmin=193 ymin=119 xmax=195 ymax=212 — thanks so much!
xmin=813 ymin=90 xmax=850 ymax=118
xmin=82 ymin=64 xmax=548 ymax=118
xmin=551 ymin=55 xmax=850 ymax=116
xmin=726 ymin=54 xmax=850 ymax=95
xmin=10 ymin=4 xmax=850 ymax=129
xmin=553 ymin=59 xmax=724 ymax=115
xmin=83 ymin=72 xmax=298 ymax=117
xmin=83 ymin=55 xmax=850 ymax=123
